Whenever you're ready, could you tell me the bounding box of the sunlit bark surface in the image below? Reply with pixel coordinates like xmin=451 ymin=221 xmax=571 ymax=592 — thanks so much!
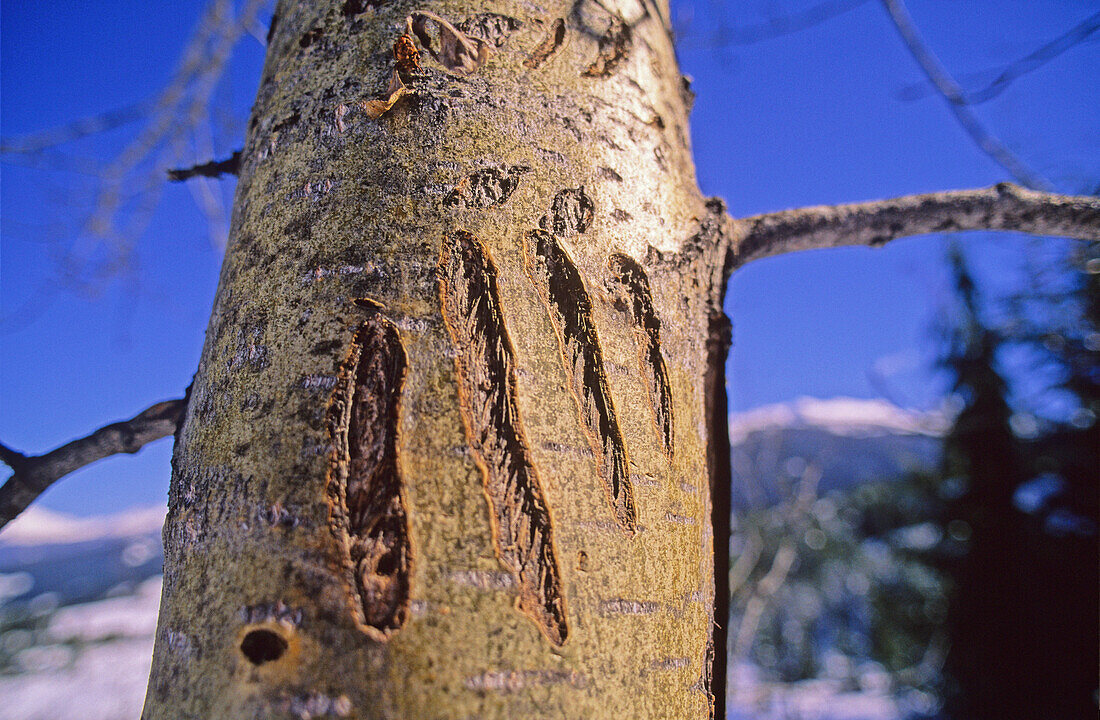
xmin=143 ymin=1 xmax=732 ymax=717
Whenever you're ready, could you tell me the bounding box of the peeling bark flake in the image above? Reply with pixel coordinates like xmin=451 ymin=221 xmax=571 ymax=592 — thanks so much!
xmin=523 ymin=230 xmax=638 ymax=533
xmin=609 ymin=253 xmax=674 ymax=459
xmin=361 ymin=71 xmax=410 ymax=119
xmin=438 ymin=230 xmax=569 ymax=646
xmin=410 ymin=11 xmax=489 ymax=76
xmin=328 ymin=317 xmax=412 ymax=638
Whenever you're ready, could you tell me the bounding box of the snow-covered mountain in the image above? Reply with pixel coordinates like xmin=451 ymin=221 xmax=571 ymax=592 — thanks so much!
xmin=0 ymin=505 xmax=165 ymax=547
xmin=729 ymin=396 xmax=948 ymax=443
xmin=0 ymin=506 xmax=165 ymax=608
xmin=729 ymin=397 xmax=945 ymax=508
xmin=0 ymin=397 xmax=946 ymax=607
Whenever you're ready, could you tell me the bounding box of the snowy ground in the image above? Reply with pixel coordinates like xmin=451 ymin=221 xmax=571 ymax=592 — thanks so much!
xmin=0 ymin=590 xmax=912 ymax=720
xmin=0 ymin=578 xmax=160 ymax=720
xmin=727 ymin=662 xmax=930 ymax=720
xmin=0 ymin=587 xmax=916 ymax=720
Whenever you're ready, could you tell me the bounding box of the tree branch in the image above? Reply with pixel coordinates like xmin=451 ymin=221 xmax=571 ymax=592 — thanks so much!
xmin=683 ymin=0 xmax=871 ymax=49
xmin=733 ymin=183 xmax=1100 ymax=265
xmin=0 ymin=100 xmax=153 ymax=155
xmin=880 ymin=0 xmax=1053 ymax=191
xmin=0 ymin=398 xmax=187 ymax=529
xmin=896 ymin=10 xmax=1100 ymax=105
xmin=167 ymin=150 xmax=241 ymax=181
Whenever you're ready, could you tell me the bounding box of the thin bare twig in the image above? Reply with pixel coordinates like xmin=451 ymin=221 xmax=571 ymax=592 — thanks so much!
xmin=0 ymin=101 xmax=154 ymax=155
xmin=730 ymin=464 xmax=822 ymax=665
xmin=167 ymin=150 xmax=242 ymax=181
xmin=0 ymin=398 xmax=187 ymax=529
xmin=0 ymin=0 xmax=270 ymax=331
xmin=879 ymin=0 xmax=1053 ymax=191
xmin=896 ymin=10 xmax=1100 ymax=105
xmin=733 ymin=183 xmax=1100 ymax=265
xmin=679 ymin=0 xmax=871 ymax=49
xmin=726 ymin=0 xmax=869 ymax=45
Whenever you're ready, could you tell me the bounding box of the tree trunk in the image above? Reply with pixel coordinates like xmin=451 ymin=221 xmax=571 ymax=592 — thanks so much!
xmin=143 ymin=1 xmax=732 ymax=717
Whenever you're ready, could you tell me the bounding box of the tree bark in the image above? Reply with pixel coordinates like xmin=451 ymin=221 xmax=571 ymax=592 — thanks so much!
xmin=733 ymin=183 xmax=1100 ymax=264
xmin=143 ymin=1 xmax=730 ymax=718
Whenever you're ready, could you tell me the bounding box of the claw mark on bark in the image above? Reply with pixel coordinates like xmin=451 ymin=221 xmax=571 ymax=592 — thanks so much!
xmin=457 ymin=13 xmax=522 ymax=47
xmin=543 ymin=187 xmax=594 ymax=237
xmin=608 ymin=253 xmax=673 ymax=459
xmin=524 ymin=18 xmax=566 ymax=69
xmin=328 ymin=316 xmax=412 ymax=638
xmin=583 ymin=18 xmax=631 ymax=78
xmin=438 ymin=230 xmax=568 ymax=646
xmin=523 ymin=230 xmax=638 ymax=533
xmin=444 ymin=165 xmax=531 ymax=209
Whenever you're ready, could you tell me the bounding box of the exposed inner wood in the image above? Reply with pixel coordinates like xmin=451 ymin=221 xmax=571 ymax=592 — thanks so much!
xmin=330 ymin=316 xmax=412 ymax=637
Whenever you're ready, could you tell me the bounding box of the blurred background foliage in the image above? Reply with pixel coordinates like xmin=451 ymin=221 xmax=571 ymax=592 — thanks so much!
xmin=729 ymin=240 xmax=1098 ymax=719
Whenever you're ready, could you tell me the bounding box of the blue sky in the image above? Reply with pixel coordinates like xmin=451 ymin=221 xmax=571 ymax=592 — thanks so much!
xmin=2 ymin=0 xmax=1097 ymax=516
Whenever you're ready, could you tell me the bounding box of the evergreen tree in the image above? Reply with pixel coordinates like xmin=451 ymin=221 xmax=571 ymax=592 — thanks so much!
xmin=937 ymin=243 xmax=1097 ymax=720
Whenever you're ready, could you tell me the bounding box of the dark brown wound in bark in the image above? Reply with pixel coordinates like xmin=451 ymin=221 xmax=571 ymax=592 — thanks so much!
xmin=582 ymin=17 xmax=632 ymax=78
xmin=523 ymin=230 xmax=637 ymax=534
xmin=609 ymin=253 xmax=673 ymax=459
xmin=329 ymin=316 xmax=412 ymax=637
xmin=545 ymin=187 xmax=594 ymax=237
xmin=438 ymin=230 xmax=568 ymax=646
xmin=524 ymin=18 xmax=565 ymax=69
xmin=443 ymin=165 xmax=531 ymax=209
